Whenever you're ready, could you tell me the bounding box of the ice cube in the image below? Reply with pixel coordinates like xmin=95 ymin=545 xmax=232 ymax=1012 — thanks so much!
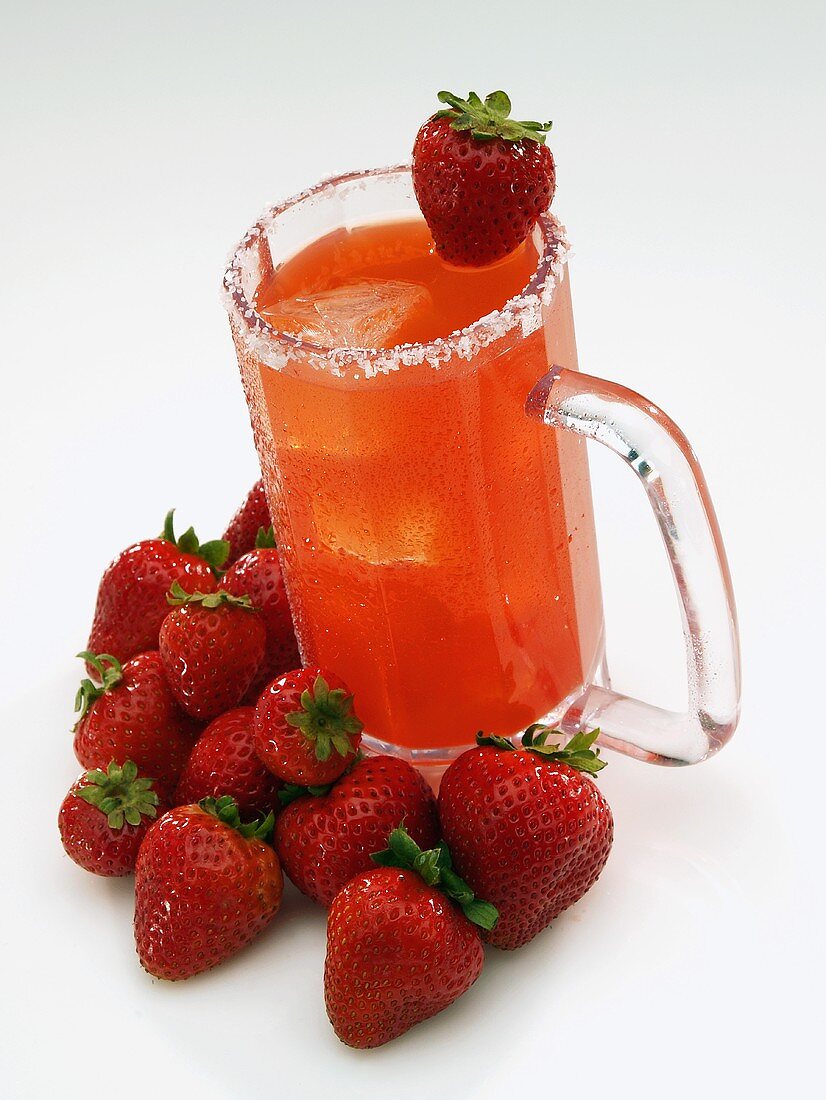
xmin=311 ymin=496 xmax=442 ymax=566
xmin=260 ymin=279 xmax=431 ymax=350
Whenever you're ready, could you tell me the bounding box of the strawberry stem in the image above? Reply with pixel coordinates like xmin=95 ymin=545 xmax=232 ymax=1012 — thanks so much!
xmin=277 ymin=781 xmax=335 ymax=807
xmin=74 ymin=651 xmax=123 ymax=723
xmin=433 ymin=89 xmax=552 ymax=144
xmin=160 ymin=509 xmax=230 ymax=574
xmin=166 ymin=581 xmax=254 ymax=610
xmin=522 ymin=726 xmax=607 ymax=774
xmin=371 ymin=826 xmax=499 ymax=931
xmin=475 ymin=732 xmax=517 ymax=751
xmin=75 ymin=759 xmax=160 ymax=830
xmin=285 ymin=674 xmax=362 ymax=764
xmin=254 ymin=525 xmax=277 ymax=550
xmin=475 ymin=727 xmax=607 ymax=774
xmin=199 ymin=795 xmax=274 ymax=843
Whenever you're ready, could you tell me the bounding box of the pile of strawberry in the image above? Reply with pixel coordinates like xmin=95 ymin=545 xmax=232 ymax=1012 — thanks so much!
xmin=59 ymin=92 xmax=613 ymax=1049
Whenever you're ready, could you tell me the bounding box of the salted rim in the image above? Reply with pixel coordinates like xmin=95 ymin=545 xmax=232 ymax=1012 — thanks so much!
xmin=222 ymin=164 xmax=570 ymax=375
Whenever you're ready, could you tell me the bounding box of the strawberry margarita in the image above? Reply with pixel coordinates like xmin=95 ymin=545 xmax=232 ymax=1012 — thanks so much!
xmin=226 ymin=88 xmax=740 ymax=769
xmin=227 ymin=186 xmax=602 ymax=757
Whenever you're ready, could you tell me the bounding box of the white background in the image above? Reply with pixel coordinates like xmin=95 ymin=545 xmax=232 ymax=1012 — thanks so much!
xmin=2 ymin=1 xmax=824 ymax=1096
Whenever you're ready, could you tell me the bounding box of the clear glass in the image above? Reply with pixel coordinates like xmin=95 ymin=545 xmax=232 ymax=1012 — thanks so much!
xmin=223 ymin=166 xmax=740 ymax=768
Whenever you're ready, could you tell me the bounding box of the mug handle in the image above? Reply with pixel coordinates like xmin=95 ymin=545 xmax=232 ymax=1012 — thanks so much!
xmin=526 ymin=366 xmax=741 ymax=765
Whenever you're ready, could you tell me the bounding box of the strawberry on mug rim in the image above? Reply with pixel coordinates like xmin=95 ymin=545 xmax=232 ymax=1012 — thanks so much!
xmin=412 ymin=89 xmax=555 ymax=267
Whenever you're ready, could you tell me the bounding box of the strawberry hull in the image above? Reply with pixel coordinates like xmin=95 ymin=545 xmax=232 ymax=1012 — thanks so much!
xmin=58 ymin=771 xmax=169 ymax=877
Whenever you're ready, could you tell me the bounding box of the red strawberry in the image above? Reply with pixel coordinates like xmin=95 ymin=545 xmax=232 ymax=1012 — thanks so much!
xmin=324 ymin=826 xmax=497 ymax=1048
xmin=438 ymin=728 xmax=614 ymax=950
xmin=58 ymin=760 xmax=169 ymax=876
xmin=86 ymin=511 xmax=227 ymax=666
xmin=412 ymin=89 xmax=555 ymax=266
xmin=159 ymin=584 xmax=266 ymax=721
xmin=73 ymin=651 xmax=198 ymax=785
xmin=222 ymin=527 xmax=300 ymax=694
xmin=275 ymin=754 xmax=439 ymax=906
xmin=174 ymin=707 xmax=281 ymax=820
xmin=223 ymin=479 xmax=271 ymax=566
xmin=254 ymin=669 xmax=362 ymax=786
xmin=135 ymin=796 xmax=282 ymax=980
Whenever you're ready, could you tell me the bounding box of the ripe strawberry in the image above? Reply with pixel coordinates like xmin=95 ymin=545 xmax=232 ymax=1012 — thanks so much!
xmin=412 ymin=89 xmax=555 ymax=266
xmin=254 ymin=669 xmax=362 ymax=786
xmin=174 ymin=707 xmax=281 ymax=820
xmin=222 ymin=527 xmax=300 ymax=694
xmin=222 ymin=479 xmax=271 ymax=566
xmin=159 ymin=584 xmax=266 ymax=721
xmin=438 ymin=727 xmax=614 ymax=950
xmin=275 ymin=754 xmax=439 ymax=906
xmin=58 ymin=761 xmax=168 ymax=876
xmin=324 ymin=826 xmax=497 ymax=1048
xmin=86 ymin=510 xmax=227 ymax=666
xmin=73 ymin=651 xmax=198 ymax=785
xmin=135 ymin=795 xmax=282 ymax=980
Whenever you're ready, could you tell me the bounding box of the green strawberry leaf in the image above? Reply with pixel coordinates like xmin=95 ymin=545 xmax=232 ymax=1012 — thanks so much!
xmin=460 ymin=899 xmax=500 ymax=931
xmin=475 ymin=732 xmax=516 ymax=751
xmin=198 ymin=539 xmax=231 ymax=572
xmin=484 ymin=90 xmax=511 ymax=114
xmin=73 ymin=652 xmax=124 ymax=724
xmin=74 ymin=759 xmax=160 ymax=831
xmin=277 ymin=781 xmax=334 ymax=807
xmin=370 ymin=825 xmax=499 ymax=932
xmin=285 ymin=674 xmax=363 ymax=763
xmin=434 ymin=88 xmax=552 ymax=144
xmin=199 ymin=796 xmax=274 ymax=843
xmin=255 ymin=526 xmax=277 ymax=549
xmin=176 ymin=526 xmax=200 ymax=557
xmin=160 ymin=509 xmax=230 ymax=575
xmin=520 ymin=726 xmax=607 ymax=774
xmin=166 ymin=582 xmax=253 ymax=610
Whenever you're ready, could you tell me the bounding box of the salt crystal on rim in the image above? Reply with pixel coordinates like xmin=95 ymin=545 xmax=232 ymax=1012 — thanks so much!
xmin=222 ymin=164 xmax=570 ymax=379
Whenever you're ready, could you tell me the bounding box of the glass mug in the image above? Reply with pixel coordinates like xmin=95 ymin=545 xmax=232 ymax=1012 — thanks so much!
xmin=223 ymin=166 xmax=740 ymax=769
